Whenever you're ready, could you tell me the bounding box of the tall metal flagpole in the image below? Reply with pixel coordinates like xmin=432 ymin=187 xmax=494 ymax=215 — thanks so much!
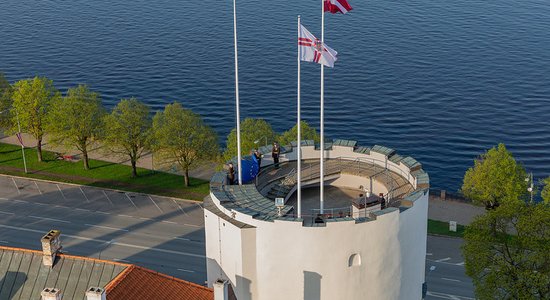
xmin=319 ymin=0 xmax=325 ymax=214
xmin=233 ymin=0 xmax=242 ymax=185
xmin=297 ymin=15 xmax=302 ymax=218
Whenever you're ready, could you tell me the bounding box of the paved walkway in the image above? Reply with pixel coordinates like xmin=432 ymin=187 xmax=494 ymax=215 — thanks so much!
xmin=428 ymin=197 xmax=485 ymax=225
xmin=0 ymin=132 xmax=215 ymax=180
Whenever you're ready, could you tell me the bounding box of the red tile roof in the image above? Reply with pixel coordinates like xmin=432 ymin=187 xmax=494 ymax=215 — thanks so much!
xmin=106 ymin=265 xmax=213 ymax=300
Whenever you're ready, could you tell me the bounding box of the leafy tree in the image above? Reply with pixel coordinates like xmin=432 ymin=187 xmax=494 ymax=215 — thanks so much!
xmin=0 ymin=73 xmax=12 ymax=128
xmin=462 ymin=144 xmax=528 ymax=210
xmin=223 ymin=118 xmax=276 ymax=161
xmin=151 ymin=102 xmax=218 ymax=186
xmin=541 ymin=177 xmax=550 ymax=204
xmin=463 ymin=202 xmax=550 ymax=299
xmin=46 ymin=85 xmax=105 ymax=170
xmin=103 ymin=98 xmax=151 ymax=177
xmin=278 ymin=120 xmax=320 ymax=146
xmin=11 ymin=77 xmax=60 ymax=162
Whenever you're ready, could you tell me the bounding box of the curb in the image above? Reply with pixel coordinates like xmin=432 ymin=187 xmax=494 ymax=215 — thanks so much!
xmin=0 ymin=173 xmax=202 ymax=204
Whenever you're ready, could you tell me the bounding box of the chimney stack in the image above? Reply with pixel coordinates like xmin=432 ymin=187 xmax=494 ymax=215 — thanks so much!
xmin=41 ymin=288 xmax=62 ymax=300
xmin=86 ymin=287 xmax=106 ymax=300
xmin=213 ymin=279 xmax=229 ymax=300
xmin=41 ymin=230 xmax=62 ymax=267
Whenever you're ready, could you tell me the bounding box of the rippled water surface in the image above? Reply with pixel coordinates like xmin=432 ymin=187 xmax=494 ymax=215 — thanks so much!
xmin=1 ymin=0 xmax=550 ymax=190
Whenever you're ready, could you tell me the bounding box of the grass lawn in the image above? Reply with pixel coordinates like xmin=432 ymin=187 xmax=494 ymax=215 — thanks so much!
xmin=0 ymin=142 xmax=210 ymax=200
xmin=427 ymin=219 xmax=466 ymax=238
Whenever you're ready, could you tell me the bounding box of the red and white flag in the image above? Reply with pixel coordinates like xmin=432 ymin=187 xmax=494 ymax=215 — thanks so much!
xmin=324 ymin=0 xmax=353 ymax=14
xmin=298 ymin=25 xmax=338 ymax=68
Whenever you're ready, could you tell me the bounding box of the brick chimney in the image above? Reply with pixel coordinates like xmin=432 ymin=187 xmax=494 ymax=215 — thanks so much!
xmin=41 ymin=288 xmax=62 ymax=300
xmin=213 ymin=279 xmax=229 ymax=300
xmin=41 ymin=230 xmax=62 ymax=267
xmin=86 ymin=287 xmax=106 ymax=300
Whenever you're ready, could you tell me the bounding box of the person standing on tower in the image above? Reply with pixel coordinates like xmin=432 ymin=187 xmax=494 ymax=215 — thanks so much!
xmin=272 ymin=142 xmax=281 ymax=168
xmin=253 ymin=149 xmax=262 ymax=169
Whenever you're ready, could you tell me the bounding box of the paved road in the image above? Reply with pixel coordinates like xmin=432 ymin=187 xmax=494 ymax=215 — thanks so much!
xmin=425 ymin=235 xmax=475 ymax=300
xmin=0 ymin=175 xmax=476 ymax=298
xmin=0 ymin=175 xmax=207 ymax=284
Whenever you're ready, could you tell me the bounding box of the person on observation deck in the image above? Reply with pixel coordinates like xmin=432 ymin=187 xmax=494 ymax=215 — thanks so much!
xmin=227 ymin=162 xmax=235 ymax=185
xmin=253 ymin=149 xmax=262 ymax=169
xmin=272 ymin=142 xmax=280 ymax=168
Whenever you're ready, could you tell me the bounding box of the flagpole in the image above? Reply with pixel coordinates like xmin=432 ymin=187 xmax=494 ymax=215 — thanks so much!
xmin=297 ymin=15 xmax=302 ymax=219
xmin=233 ymin=0 xmax=242 ymax=185
xmin=320 ymin=0 xmax=325 ymax=214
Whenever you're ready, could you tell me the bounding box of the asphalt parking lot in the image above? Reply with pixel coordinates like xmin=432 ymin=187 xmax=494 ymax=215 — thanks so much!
xmin=0 ymin=174 xmax=206 ymax=283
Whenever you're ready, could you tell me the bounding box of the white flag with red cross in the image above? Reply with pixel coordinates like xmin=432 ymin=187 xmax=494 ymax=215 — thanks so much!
xmin=298 ymin=24 xmax=338 ymax=68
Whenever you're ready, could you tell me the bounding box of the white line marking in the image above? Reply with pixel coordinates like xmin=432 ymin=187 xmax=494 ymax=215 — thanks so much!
xmin=457 ymin=261 xmax=465 ymax=266
xmin=426 ymin=253 xmax=433 ymax=256
xmin=102 ymin=190 xmax=114 ymax=206
xmin=85 ymin=224 xmax=129 ymax=232
xmin=441 ymin=277 xmax=461 ymax=282
xmin=0 ymin=211 xmax=15 ymax=215
xmin=28 ymin=215 xmax=71 ymax=223
xmin=140 ymin=217 xmax=152 ymax=220
xmin=11 ymin=178 xmax=20 ymax=194
xmin=0 ymin=241 xmax=8 ymax=244
xmin=427 ymin=258 xmax=466 ymax=267
xmin=177 ymin=268 xmax=195 ymax=273
xmin=435 ymin=257 xmax=451 ymax=262
xmin=426 ymin=291 xmax=474 ymax=300
xmin=149 ymin=195 xmax=163 ymax=213
xmin=80 ymin=187 xmax=90 ymax=203
xmin=57 ymin=184 xmax=67 ymax=200
xmin=113 ymin=258 xmax=130 ymax=263
xmin=34 ymin=181 xmax=42 ymax=194
xmin=94 ymin=211 xmax=110 ymax=215
xmin=173 ymin=199 xmax=189 ymax=217
xmin=162 ymin=221 xmax=177 ymax=224
xmin=183 ymin=223 xmax=202 ymax=228
xmin=118 ymin=214 xmax=133 ymax=218
xmin=173 ymin=237 xmax=191 ymax=241
xmin=75 ymin=208 xmax=90 ymax=212
xmin=0 ymin=224 xmax=206 ymax=258
xmin=125 ymin=193 xmax=138 ymax=209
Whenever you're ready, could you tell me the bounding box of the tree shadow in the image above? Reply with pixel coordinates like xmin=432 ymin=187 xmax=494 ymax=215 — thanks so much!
xmin=0 ymin=271 xmax=27 ymax=299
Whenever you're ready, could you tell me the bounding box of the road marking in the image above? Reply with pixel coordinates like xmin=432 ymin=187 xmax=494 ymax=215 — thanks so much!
xmin=0 ymin=241 xmax=8 ymax=244
xmin=57 ymin=184 xmax=67 ymax=200
xmin=0 ymin=211 xmax=15 ymax=215
xmin=28 ymin=215 xmax=71 ymax=223
xmin=426 ymin=291 xmax=474 ymax=300
xmin=173 ymin=237 xmax=191 ymax=241
xmin=427 ymin=258 xmax=466 ymax=267
xmin=0 ymin=224 xmax=206 ymax=259
xmin=162 ymin=221 xmax=177 ymax=225
xmin=183 ymin=223 xmax=202 ymax=228
xmin=173 ymin=199 xmax=189 ymax=217
xmin=125 ymin=193 xmax=138 ymax=209
xmin=426 ymin=253 xmax=433 ymax=256
xmin=149 ymin=195 xmax=163 ymax=213
xmin=177 ymin=268 xmax=195 ymax=273
xmin=75 ymin=208 xmax=90 ymax=212
xmin=435 ymin=257 xmax=451 ymax=262
xmin=34 ymin=181 xmax=42 ymax=195
xmin=94 ymin=211 xmax=110 ymax=215
xmin=457 ymin=261 xmax=465 ymax=266
xmin=11 ymin=178 xmax=20 ymax=194
xmin=441 ymin=277 xmax=461 ymax=282
xmin=113 ymin=258 xmax=130 ymax=263
xmin=118 ymin=214 xmax=133 ymax=218
xmin=140 ymin=217 xmax=152 ymax=220
xmin=102 ymin=191 xmax=114 ymax=206
xmin=86 ymin=224 xmax=129 ymax=232
xmin=80 ymin=187 xmax=90 ymax=203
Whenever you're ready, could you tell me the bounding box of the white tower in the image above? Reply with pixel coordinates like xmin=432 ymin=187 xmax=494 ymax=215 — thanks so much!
xmin=205 ymin=140 xmax=429 ymax=300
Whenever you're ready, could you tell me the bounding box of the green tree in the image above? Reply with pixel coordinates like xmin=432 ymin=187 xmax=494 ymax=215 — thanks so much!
xmin=223 ymin=118 xmax=276 ymax=161
xmin=462 ymin=144 xmax=528 ymax=210
xmin=278 ymin=121 xmax=320 ymax=146
xmin=541 ymin=177 xmax=550 ymax=204
xmin=151 ymin=102 xmax=218 ymax=186
xmin=0 ymin=73 xmax=12 ymax=128
xmin=463 ymin=202 xmax=550 ymax=299
xmin=103 ymin=98 xmax=151 ymax=177
xmin=11 ymin=77 xmax=60 ymax=162
xmin=46 ymin=85 xmax=105 ymax=170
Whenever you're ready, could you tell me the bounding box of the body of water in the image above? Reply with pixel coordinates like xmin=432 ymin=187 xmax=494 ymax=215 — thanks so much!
xmin=1 ymin=0 xmax=550 ymax=191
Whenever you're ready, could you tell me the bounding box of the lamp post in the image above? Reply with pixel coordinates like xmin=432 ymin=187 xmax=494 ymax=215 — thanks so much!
xmin=254 ymin=136 xmax=268 ymax=148
xmin=0 ymin=109 xmax=27 ymax=173
xmin=526 ymin=173 xmax=534 ymax=203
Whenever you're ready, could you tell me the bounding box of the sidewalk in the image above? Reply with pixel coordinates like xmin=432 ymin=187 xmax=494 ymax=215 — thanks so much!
xmin=0 ymin=132 xmax=216 ymax=181
xmin=428 ymin=196 xmax=485 ymax=225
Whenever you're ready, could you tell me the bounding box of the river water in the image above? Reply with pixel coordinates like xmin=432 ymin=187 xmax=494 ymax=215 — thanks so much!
xmin=1 ymin=0 xmax=550 ymax=191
